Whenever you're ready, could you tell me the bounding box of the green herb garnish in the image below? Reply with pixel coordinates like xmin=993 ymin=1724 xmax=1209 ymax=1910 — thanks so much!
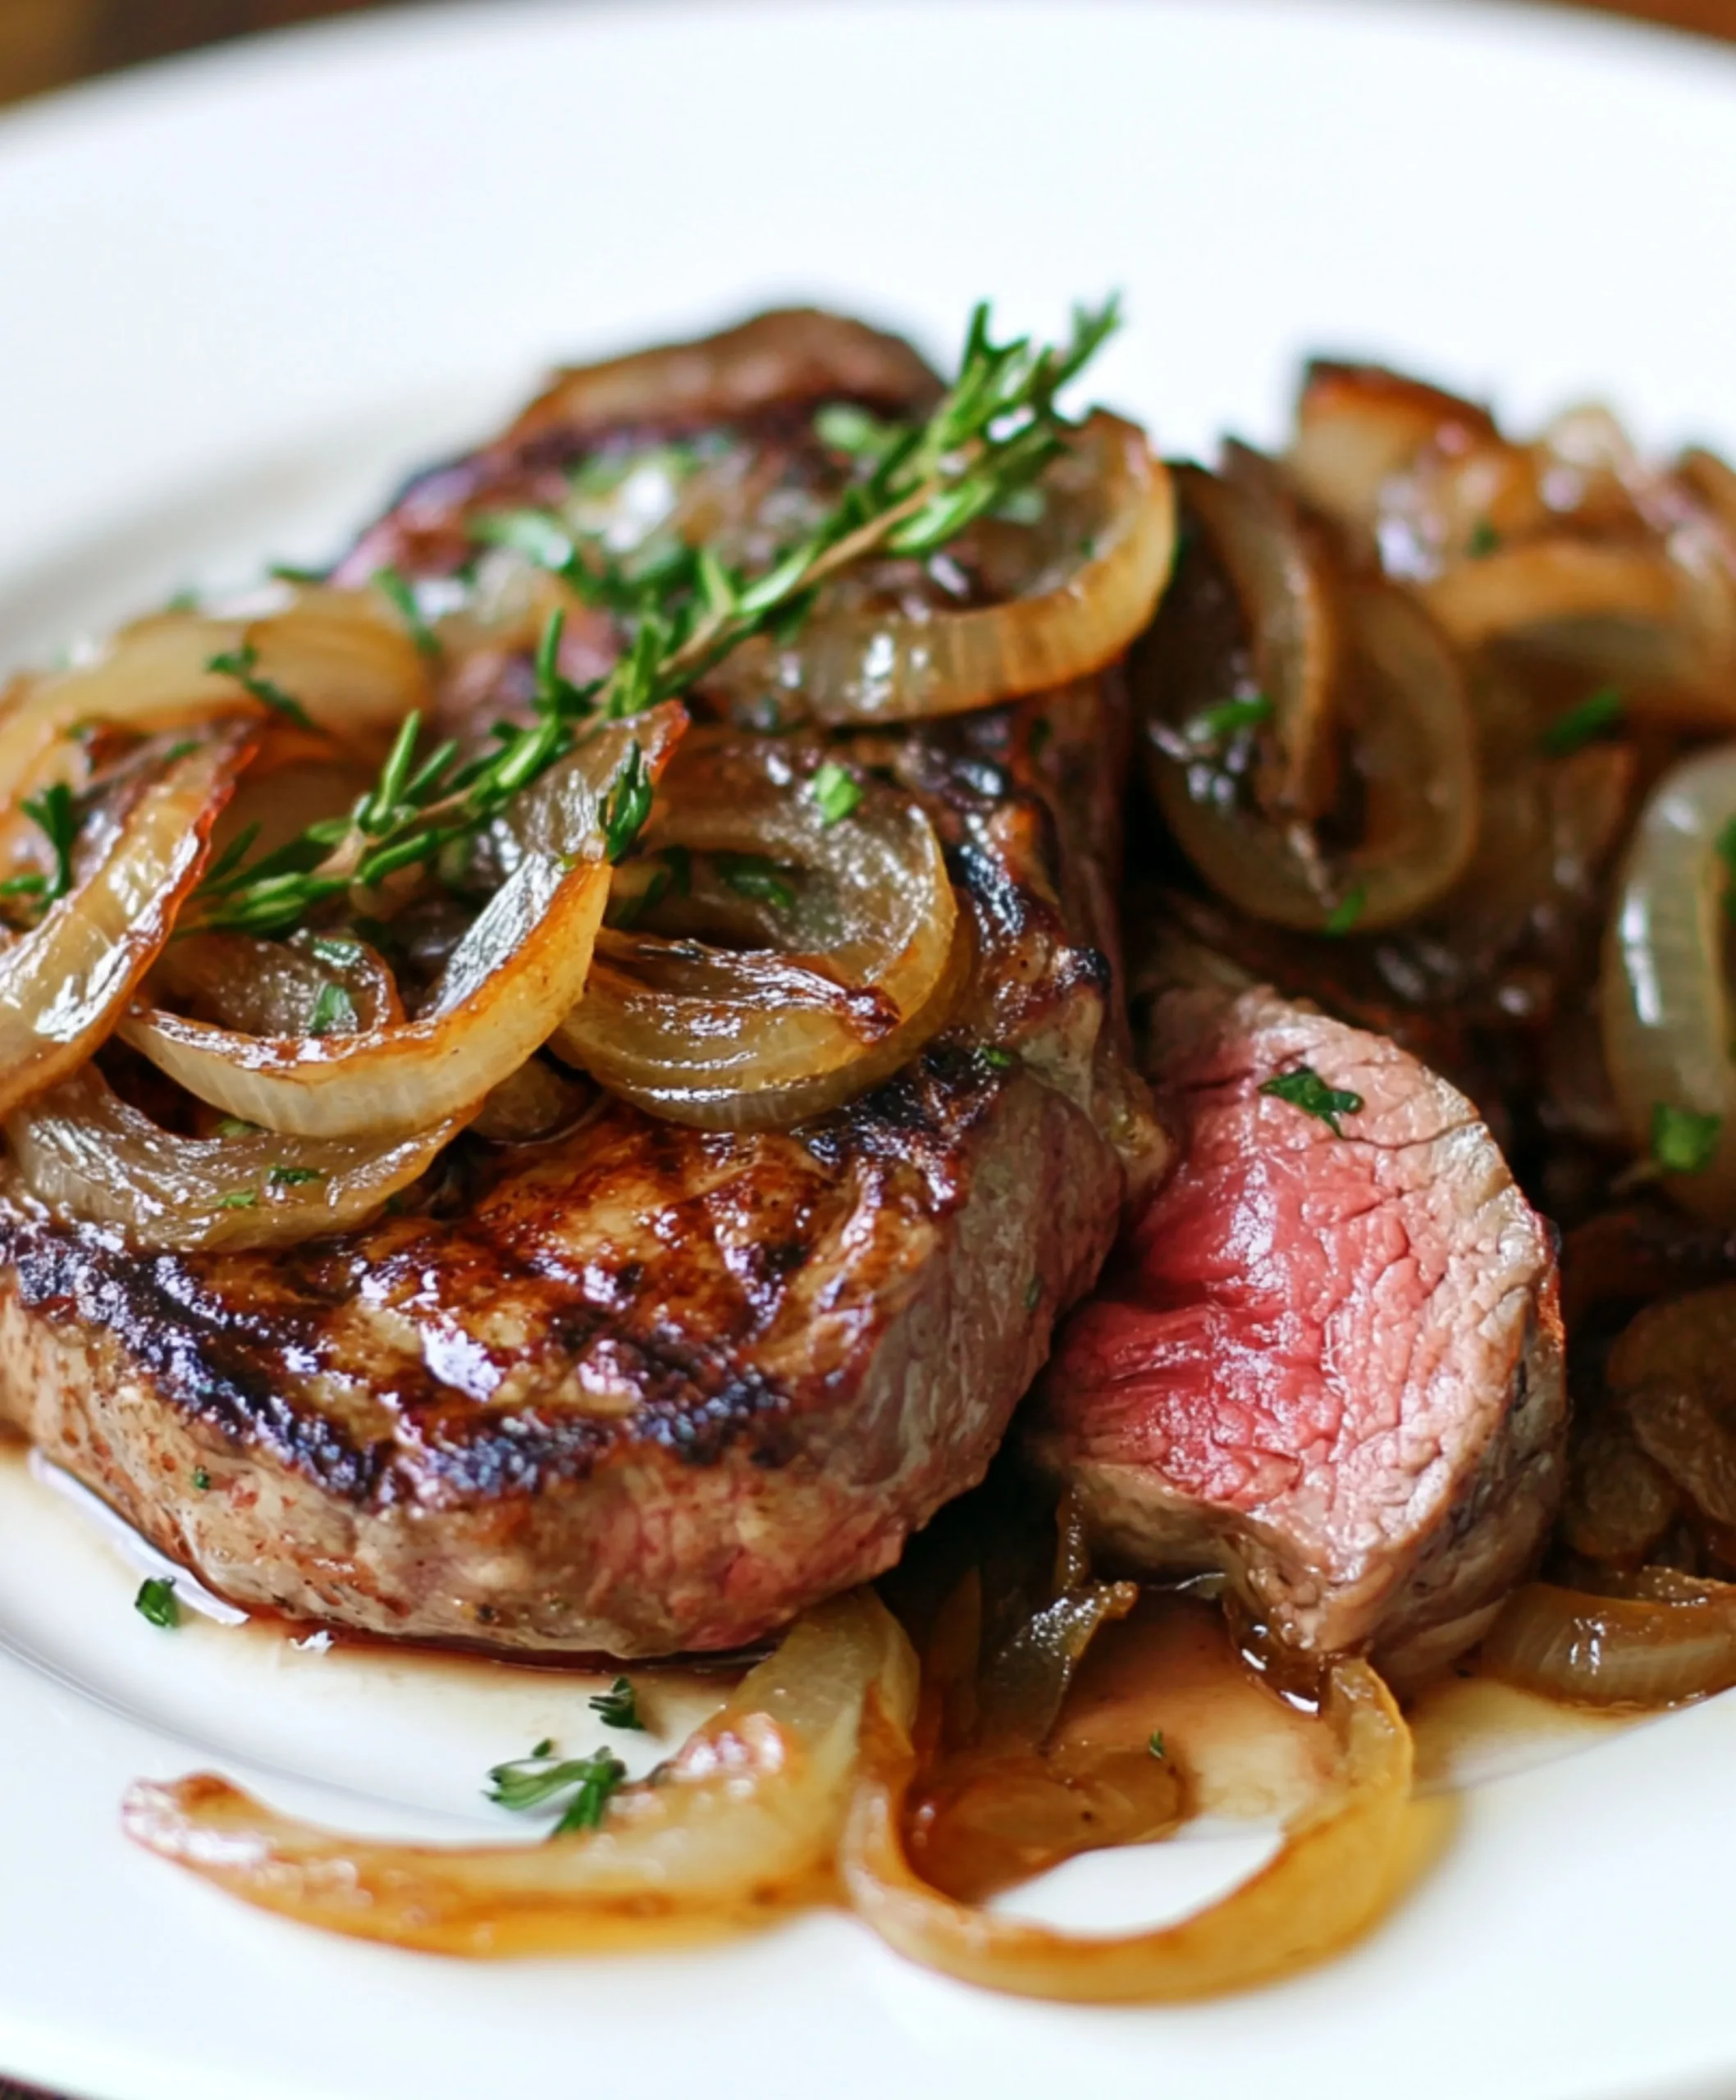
xmin=1259 ymin=1065 xmax=1365 ymax=1137
xmin=1185 ymin=694 xmax=1273 ymax=747
xmin=21 ymin=782 xmax=79 ymax=902
xmin=215 ymin=1189 xmax=259 ymax=1211
xmin=601 ymin=742 xmax=653 ymax=864
xmin=1323 ymin=884 xmax=1366 ymax=938
xmin=372 ymin=565 xmax=441 ymax=656
xmin=1542 ymin=685 xmax=1624 ymax=757
xmin=1466 ymin=518 xmax=1502 ymax=559
xmin=206 ymin=641 xmax=314 ymax=729
xmin=135 ymin=1577 xmax=180 ymax=1629
xmin=811 ymin=760 xmax=862 ymax=828
xmin=588 ymin=1677 xmax=646 ymax=1732
xmin=980 ymin=1046 xmax=1016 ymax=1071
xmin=268 ymin=1164 xmax=327 ymax=1187
xmin=717 ymin=853 xmax=796 ymax=910
xmin=1149 ymin=1731 xmax=1166 ymax=1760
xmin=487 ymin=1746 xmax=628 ymax=1838
xmin=1651 ymin=1103 xmax=1722 ymax=1176
xmin=214 ymin=1116 xmax=259 ymax=1137
xmin=192 ymin=1468 xmax=211 ymax=1491
xmin=308 ymin=982 xmax=359 ymax=1037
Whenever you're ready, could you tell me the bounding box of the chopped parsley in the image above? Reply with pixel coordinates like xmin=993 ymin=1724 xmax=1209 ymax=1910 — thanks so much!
xmin=1184 ymin=694 xmax=1273 ymax=746
xmin=215 ymin=1189 xmax=259 ymax=1211
xmin=1651 ymin=1102 xmax=1722 ymax=1176
xmin=588 ymin=1676 xmax=646 ymax=1732
xmin=1542 ymin=685 xmax=1623 ymax=757
xmin=717 ymin=852 xmax=797 ymax=911
xmin=308 ymin=981 xmax=360 ymax=1037
xmin=192 ymin=1468 xmax=212 ymax=1492
xmin=980 ymin=1046 xmax=1016 ymax=1071
xmin=306 ymin=934 xmax=365 ymax=967
xmin=486 ymin=1746 xmax=628 ymax=1838
xmin=268 ymin=1164 xmax=326 ymax=1187
xmin=372 ymin=565 xmax=440 ymax=656
xmin=205 ymin=641 xmax=313 ymax=729
xmin=21 ymin=782 xmax=80 ymax=902
xmin=135 ymin=1577 xmax=180 ymax=1629
xmin=1323 ymin=884 xmax=1366 ymax=938
xmin=1465 ymin=518 xmax=1502 ymax=559
xmin=1259 ymin=1065 xmax=1365 ymax=1138
xmin=1149 ymin=1731 xmax=1166 ymax=1760
xmin=811 ymin=760 xmax=862 ymax=828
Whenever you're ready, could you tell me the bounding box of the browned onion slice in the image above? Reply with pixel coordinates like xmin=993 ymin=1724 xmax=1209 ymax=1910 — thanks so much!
xmin=120 ymin=707 xmax=686 ymax=1139
xmin=0 ymin=591 xmax=428 ymax=806
xmin=1287 ymin=361 xmax=1503 ymax=544
xmin=713 ymin=414 xmax=1174 ymax=727
xmin=840 ymin=1659 xmax=1413 ymax=2002
xmin=6 ymin=1065 xmax=463 ymax=1253
xmin=505 ymin=307 xmax=942 ymax=450
xmin=1149 ymin=575 xmax=1478 ymax=934
xmin=123 ymin=1592 xmax=916 ymax=1955
xmin=150 ymin=929 xmax=400 ymax=1034
xmin=1482 ymin=1576 xmax=1736 ymax=1709
xmin=551 ymin=735 xmax=965 ymax=1129
xmin=0 ymin=724 xmax=251 ymax=1121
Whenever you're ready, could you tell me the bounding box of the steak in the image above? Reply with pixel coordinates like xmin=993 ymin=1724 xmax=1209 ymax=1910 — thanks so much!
xmin=1027 ymin=962 xmax=1566 ymax=1684
xmin=0 ymin=311 xmax=1163 ymax=1656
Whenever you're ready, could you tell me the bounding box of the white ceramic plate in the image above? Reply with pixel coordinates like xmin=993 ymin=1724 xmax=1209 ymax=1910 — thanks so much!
xmin=2 ymin=4 xmax=1735 ymax=2096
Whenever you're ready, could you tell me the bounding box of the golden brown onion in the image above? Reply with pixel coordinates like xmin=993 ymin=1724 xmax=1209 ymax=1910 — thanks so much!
xmin=1482 ymin=1577 xmax=1736 ymax=1708
xmin=120 ymin=709 xmax=685 ymax=1138
xmin=123 ymin=1591 xmax=917 ymax=1956
xmin=722 ymin=414 xmax=1174 ymax=727
xmin=840 ymin=1659 xmax=1412 ymax=2002
xmin=1599 ymin=745 xmax=1736 ymax=1220
xmin=6 ymin=1065 xmax=464 ymax=1253
xmin=553 ymin=735 xmax=965 ymax=1129
xmin=0 ymin=725 xmax=251 ymax=1121
xmin=1149 ymin=573 xmax=1478 ymax=934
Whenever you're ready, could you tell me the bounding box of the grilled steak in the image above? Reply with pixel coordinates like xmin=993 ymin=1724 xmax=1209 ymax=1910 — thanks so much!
xmin=1028 ymin=966 xmax=1566 ymax=1683
xmin=0 ymin=311 xmax=1163 ymax=1656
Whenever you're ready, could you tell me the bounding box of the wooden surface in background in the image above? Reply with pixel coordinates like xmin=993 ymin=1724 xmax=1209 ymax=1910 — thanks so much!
xmin=0 ymin=0 xmax=1734 ymax=107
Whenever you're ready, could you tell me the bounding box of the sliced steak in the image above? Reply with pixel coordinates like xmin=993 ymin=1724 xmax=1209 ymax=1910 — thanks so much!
xmin=1027 ymin=972 xmax=1566 ymax=1684
xmin=0 ymin=298 xmax=1163 ymax=1656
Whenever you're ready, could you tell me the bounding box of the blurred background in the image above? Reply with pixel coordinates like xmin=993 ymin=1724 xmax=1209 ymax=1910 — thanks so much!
xmin=0 ymin=0 xmax=1734 ymax=107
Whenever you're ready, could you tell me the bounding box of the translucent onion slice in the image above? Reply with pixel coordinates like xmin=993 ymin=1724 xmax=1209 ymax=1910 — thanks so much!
xmin=1598 ymin=745 xmax=1736 ymax=1220
xmin=840 ymin=1659 xmax=1413 ymax=2003
xmin=1482 ymin=1577 xmax=1736 ymax=1709
xmin=150 ymin=929 xmax=400 ymax=1034
xmin=551 ymin=737 xmax=964 ymax=1129
xmin=0 ymin=591 xmax=427 ymax=806
xmin=0 ymin=726 xmax=250 ymax=1121
xmin=1150 ymin=578 xmax=1478 ymax=933
xmin=720 ymin=414 xmax=1174 ymax=727
xmin=120 ymin=707 xmax=686 ymax=1139
xmin=6 ymin=1066 xmax=462 ymax=1253
xmin=1287 ymin=361 xmax=1502 ymax=541
xmin=122 ymin=1591 xmax=918 ymax=1956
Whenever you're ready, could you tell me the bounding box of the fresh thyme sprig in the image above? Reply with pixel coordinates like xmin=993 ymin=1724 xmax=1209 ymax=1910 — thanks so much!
xmin=194 ymin=297 xmax=1121 ymax=938
xmin=486 ymin=1743 xmax=628 ymax=1838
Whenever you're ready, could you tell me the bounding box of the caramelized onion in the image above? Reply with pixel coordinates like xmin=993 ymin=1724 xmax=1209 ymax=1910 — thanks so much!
xmin=0 ymin=726 xmax=250 ymax=1120
xmin=553 ymin=736 xmax=964 ymax=1128
xmin=6 ymin=1066 xmax=462 ymax=1252
xmin=1482 ymin=1577 xmax=1736 ymax=1709
xmin=123 ymin=1591 xmax=917 ymax=1955
xmin=720 ymin=414 xmax=1174 ymax=726
xmin=0 ymin=591 xmax=427 ymax=804
xmin=120 ymin=709 xmax=684 ymax=1138
xmin=1599 ymin=745 xmax=1736 ymax=1219
xmin=840 ymin=1659 xmax=1412 ymax=2002
xmin=1149 ymin=575 xmax=1478 ymax=933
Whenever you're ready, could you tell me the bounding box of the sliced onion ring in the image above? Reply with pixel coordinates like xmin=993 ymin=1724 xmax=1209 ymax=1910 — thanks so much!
xmin=120 ymin=707 xmax=685 ymax=1139
xmin=6 ymin=1066 xmax=464 ymax=1253
xmin=840 ymin=1659 xmax=1412 ymax=2003
xmin=718 ymin=414 xmax=1174 ymax=727
xmin=0 ymin=724 xmax=252 ymax=1120
xmin=552 ymin=736 xmax=965 ymax=1129
xmin=1482 ymin=1576 xmax=1736 ymax=1709
xmin=1149 ymin=576 xmax=1478 ymax=934
xmin=1598 ymin=745 xmax=1736 ymax=1221
xmin=123 ymin=1591 xmax=917 ymax=1956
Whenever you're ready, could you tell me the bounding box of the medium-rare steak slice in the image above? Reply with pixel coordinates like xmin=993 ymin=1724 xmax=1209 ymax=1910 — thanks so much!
xmin=1028 ymin=968 xmax=1566 ymax=1684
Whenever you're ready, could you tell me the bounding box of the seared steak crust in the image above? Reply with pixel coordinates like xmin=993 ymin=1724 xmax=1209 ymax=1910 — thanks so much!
xmin=0 ymin=678 xmax=1158 ymax=1656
